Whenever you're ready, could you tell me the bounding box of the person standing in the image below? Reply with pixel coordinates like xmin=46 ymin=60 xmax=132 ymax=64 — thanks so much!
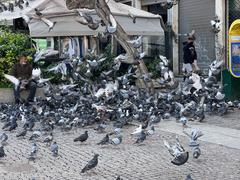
xmin=10 ymin=54 xmax=37 ymax=104
xmin=182 ymin=36 xmax=199 ymax=80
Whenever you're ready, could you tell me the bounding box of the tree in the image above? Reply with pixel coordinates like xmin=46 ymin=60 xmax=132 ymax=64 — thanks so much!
xmin=66 ymin=0 xmax=154 ymax=92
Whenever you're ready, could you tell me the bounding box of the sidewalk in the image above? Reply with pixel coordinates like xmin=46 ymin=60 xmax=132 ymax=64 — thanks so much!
xmin=158 ymin=120 xmax=240 ymax=150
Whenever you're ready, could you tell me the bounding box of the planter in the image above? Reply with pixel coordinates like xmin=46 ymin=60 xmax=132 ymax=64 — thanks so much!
xmin=0 ymin=88 xmax=45 ymax=103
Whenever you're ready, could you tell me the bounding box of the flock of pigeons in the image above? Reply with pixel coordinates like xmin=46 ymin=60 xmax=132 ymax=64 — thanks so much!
xmin=1 ymin=33 xmax=240 ymax=179
xmin=0 ymin=0 xmax=29 ymax=13
xmin=0 ymin=2 xmax=238 ymax=178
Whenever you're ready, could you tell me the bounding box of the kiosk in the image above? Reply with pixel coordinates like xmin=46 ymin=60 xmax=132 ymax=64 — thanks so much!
xmin=223 ymin=19 xmax=240 ymax=100
xmin=229 ymin=19 xmax=240 ymax=78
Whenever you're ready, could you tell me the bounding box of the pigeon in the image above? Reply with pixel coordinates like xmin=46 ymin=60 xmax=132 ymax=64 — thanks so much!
xmin=8 ymin=3 xmax=14 ymax=12
xmin=8 ymin=121 xmax=18 ymax=131
xmin=4 ymin=74 xmax=20 ymax=90
xmin=16 ymin=129 xmax=27 ymax=138
xmin=107 ymin=14 xmax=117 ymax=34
xmin=134 ymin=131 xmax=146 ymax=144
xmin=164 ymin=136 xmax=189 ymax=166
xmin=127 ymin=36 xmax=142 ymax=49
xmin=43 ymin=133 xmax=53 ymax=144
xmin=130 ymin=124 xmax=142 ymax=136
xmin=29 ymin=130 xmax=41 ymax=141
xmin=0 ymin=2 xmax=7 ymax=11
xmin=18 ymin=3 xmax=23 ymax=10
xmin=32 ymin=68 xmax=41 ymax=79
xmin=22 ymin=14 xmax=32 ymax=24
xmin=50 ymin=142 xmax=58 ymax=156
xmin=0 ymin=133 xmax=8 ymax=145
xmin=94 ymin=123 xmax=107 ymax=133
xmin=210 ymin=18 xmax=222 ymax=33
xmin=146 ymin=126 xmax=155 ymax=136
xmin=74 ymin=131 xmax=88 ymax=142
xmin=31 ymin=143 xmax=38 ymax=155
xmin=192 ymin=147 xmax=201 ymax=159
xmin=0 ymin=146 xmax=6 ymax=158
xmin=128 ymin=11 xmax=137 ymax=23
xmin=110 ymin=135 xmax=123 ymax=145
xmin=25 ymin=1 xmax=29 ymax=7
xmin=184 ymin=129 xmax=203 ymax=159
xmin=81 ymin=154 xmax=99 ymax=173
xmin=141 ymin=120 xmax=149 ymax=129
xmin=35 ymin=8 xmax=43 ymax=16
xmin=116 ymin=176 xmax=123 ymax=180
xmin=179 ymin=116 xmax=188 ymax=127
xmin=185 ymin=174 xmax=193 ymax=180
xmin=40 ymin=17 xmax=56 ymax=32
xmin=97 ymin=134 xmax=109 ymax=145
xmin=160 ymin=0 xmax=179 ymax=9
xmin=183 ymin=129 xmax=203 ymax=146
xmin=215 ymin=91 xmax=225 ymax=101
xmin=109 ymin=128 xmax=122 ymax=136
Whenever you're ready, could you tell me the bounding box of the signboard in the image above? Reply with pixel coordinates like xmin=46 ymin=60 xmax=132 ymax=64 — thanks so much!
xmin=229 ymin=20 xmax=240 ymax=78
xmin=230 ymin=42 xmax=240 ymax=77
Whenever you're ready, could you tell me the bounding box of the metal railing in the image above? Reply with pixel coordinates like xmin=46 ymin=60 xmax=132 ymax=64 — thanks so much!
xmin=229 ymin=0 xmax=240 ymax=27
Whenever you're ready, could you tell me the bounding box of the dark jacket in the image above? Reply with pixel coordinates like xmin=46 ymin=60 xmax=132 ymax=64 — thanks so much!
xmin=183 ymin=42 xmax=197 ymax=64
xmin=10 ymin=63 xmax=32 ymax=80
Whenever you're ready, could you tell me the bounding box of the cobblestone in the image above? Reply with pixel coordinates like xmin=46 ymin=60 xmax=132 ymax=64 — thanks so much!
xmin=0 ymin=121 xmax=239 ymax=180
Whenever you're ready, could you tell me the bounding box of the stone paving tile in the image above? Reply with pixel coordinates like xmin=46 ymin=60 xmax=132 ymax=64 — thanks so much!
xmin=204 ymin=109 xmax=240 ymax=130
xmin=0 ymin=122 xmax=239 ymax=180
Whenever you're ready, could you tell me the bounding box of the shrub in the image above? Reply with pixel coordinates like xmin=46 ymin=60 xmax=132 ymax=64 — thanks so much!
xmin=0 ymin=27 xmax=35 ymax=87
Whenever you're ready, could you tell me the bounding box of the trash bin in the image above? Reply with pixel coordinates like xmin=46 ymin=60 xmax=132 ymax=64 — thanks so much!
xmin=222 ymin=69 xmax=240 ymax=100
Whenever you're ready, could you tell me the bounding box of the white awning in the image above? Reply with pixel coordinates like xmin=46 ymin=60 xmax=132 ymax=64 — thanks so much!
xmin=0 ymin=0 xmax=164 ymax=37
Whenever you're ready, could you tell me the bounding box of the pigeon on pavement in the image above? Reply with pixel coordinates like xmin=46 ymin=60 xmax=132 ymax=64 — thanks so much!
xmin=81 ymin=154 xmax=99 ymax=173
xmin=74 ymin=131 xmax=88 ymax=143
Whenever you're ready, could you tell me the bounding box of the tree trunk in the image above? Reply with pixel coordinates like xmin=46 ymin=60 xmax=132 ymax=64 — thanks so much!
xmin=65 ymin=0 xmax=154 ymax=93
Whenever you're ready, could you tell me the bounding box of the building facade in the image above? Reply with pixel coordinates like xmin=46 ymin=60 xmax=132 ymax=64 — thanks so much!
xmin=118 ymin=0 xmax=235 ymax=75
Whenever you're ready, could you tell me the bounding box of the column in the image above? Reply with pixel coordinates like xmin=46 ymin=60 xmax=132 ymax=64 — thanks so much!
xmin=172 ymin=3 xmax=179 ymax=74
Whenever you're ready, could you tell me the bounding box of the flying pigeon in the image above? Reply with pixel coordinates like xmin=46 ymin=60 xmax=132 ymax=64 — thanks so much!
xmin=127 ymin=36 xmax=142 ymax=49
xmin=22 ymin=14 xmax=32 ymax=24
xmin=4 ymin=74 xmax=20 ymax=90
xmin=32 ymin=68 xmax=41 ymax=79
xmin=210 ymin=18 xmax=222 ymax=33
xmin=164 ymin=136 xmax=189 ymax=166
xmin=40 ymin=17 xmax=56 ymax=32
xmin=128 ymin=11 xmax=136 ymax=23
xmin=183 ymin=129 xmax=203 ymax=159
xmin=35 ymin=8 xmax=43 ymax=16
xmin=8 ymin=3 xmax=14 ymax=12
xmin=81 ymin=154 xmax=99 ymax=173
xmin=130 ymin=124 xmax=142 ymax=136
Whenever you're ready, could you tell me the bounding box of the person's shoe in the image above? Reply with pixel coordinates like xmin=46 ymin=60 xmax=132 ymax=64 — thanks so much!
xmin=15 ymin=99 xmax=20 ymax=105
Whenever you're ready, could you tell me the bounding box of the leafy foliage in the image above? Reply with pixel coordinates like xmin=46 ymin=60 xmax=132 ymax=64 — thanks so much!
xmin=0 ymin=27 xmax=35 ymax=87
xmin=145 ymin=57 xmax=161 ymax=79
